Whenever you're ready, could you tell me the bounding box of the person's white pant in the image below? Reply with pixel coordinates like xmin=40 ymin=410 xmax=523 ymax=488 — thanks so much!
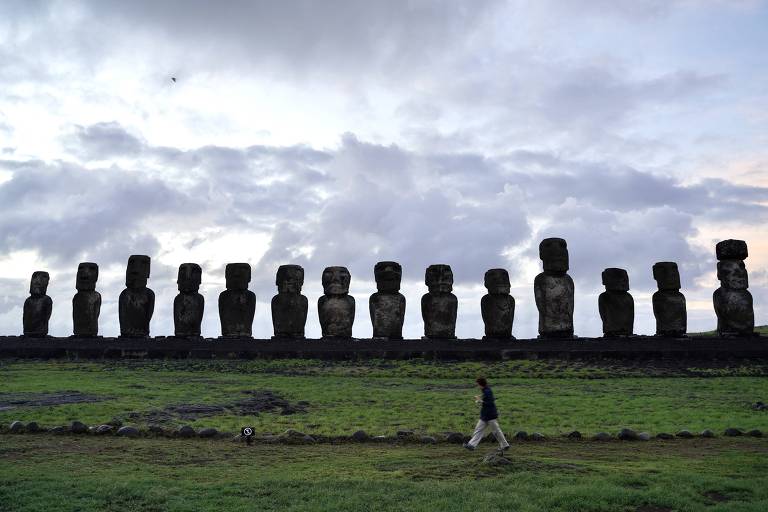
xmin=467 ymin=419 xmax=509 ymax=448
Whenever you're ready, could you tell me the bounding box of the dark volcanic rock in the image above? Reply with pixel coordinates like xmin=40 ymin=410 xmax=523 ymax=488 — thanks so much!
xmin=351 ymin=430 xmax=369 ymax=442
xmin=95 ymin=424 xmax=114 ymax=435
xmin=724 ymin=427 xmax=744 ymax=437
xmin=119 ymin=255 xmax=154 ymax=337
xmin=177 ymin=425 xmax=196 ymax=438
xmin=117 ymin=426 xmax=139 ymax=437
xmin=318 ymin=266 xmax=355 ymax=338
xmin=72 ymin=262 xmax=101 ymax=336
xmin=713 ymin=240 xmax=754 ymax=336
xmin=656 ymin=432 xmax=674 ymax=440
xmin=219 ymin=263 xmax=256 ymax=338
xmin=481 ymin=269 xmax=515 ymax=339
xmin=566 ymin=431 xmax=582 ymax=440
xmin=599 ymin=268 xmax=634 ymax=336
xmin=652 ymin=262 xmax=687 ymax=336
xmin=422 ymin=264 xmax=458 ymax=339
xmin=25 ymin=421 xmax=41 ymax=433
xmin=23 ymin=271 xmax=52 ymax=337
xmin=174 ymin=263 xmax=204 ymax=338
xmin=9 ymin=420 xmax=24 ymax=433
xmin=369 ymin=261 xmax=406 ymax=340
xmin=618 ymin=428 xmax=639 ymax=441
xmin=746 ymin=429 xmax=762 ymax=437
xmin=445 ymin=432 xmax=465 ymax=444
xmin=198 ymin=427 xmax=218 ymax=438
xmin=592 ymin=432 xmax=612 ymax=441
xmin=271 ymin=265 xmax=308 ymax=339
xmin=513 ymin=431 xmax=529 ymax=441
xmin=534 ymin=238 xmax=574 ymax=338
xmin=70 ymin=421 xmax=88 ymax=434
xmin=676 ymin=430 xmax=694 ymax=439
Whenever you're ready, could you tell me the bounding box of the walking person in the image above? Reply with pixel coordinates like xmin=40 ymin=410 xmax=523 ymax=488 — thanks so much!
xmin=464 ymin=377 xmax=510 ymax=451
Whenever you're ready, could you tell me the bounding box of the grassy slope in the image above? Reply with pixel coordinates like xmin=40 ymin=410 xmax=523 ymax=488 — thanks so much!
xmin=1 ymin=435 xmax=768 ymax=512
xmin=1 ymin=359 xmax=767 ymax=436
xmin=688 ymin=325 xmax=768 ymax=337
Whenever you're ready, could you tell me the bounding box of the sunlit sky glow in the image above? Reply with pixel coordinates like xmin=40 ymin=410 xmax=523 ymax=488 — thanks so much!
xmin=1 ymin=0 xmax=767 ymax=338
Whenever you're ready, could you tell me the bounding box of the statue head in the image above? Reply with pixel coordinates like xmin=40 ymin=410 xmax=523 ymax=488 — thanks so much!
xmin=717 ymin=260 xmax=748 ymax=290
xmin=539 ymin=238 xmax=569 ymax=273
xmin=225 ymin=263 xmax=251 ymax=291
xmin=276 ymin=264 xmax=304 ymax=294
xmin=425 ymin=264 xmax=453 ymax=293
xmin=75 ymin=262 xmax=98 ymax=291
xmin=716 ymin=239 xmax=748 ymax=261
xmin=602 ymin=267 xmax=629 ymax=292
xmin=484 ymin=268 xmax=510 ymax=294
xmin=322 ymin=266 xmax=351 ymax=295
xmin=652 ymin=262 xmax=680 ymax=291
xmin=125 ymin=255 xmax=150 ymax=288
xmin=30 ymin=271 xmax=49 ymax=295
xmin=177 ymin=263 xmax=202 ymax=293
xmin=374 ymin=261 xmax=402 ymax=292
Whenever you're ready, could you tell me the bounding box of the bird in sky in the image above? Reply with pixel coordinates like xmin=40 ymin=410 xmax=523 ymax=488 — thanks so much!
xmin=171 ymin=77 xmax=176 ymax=83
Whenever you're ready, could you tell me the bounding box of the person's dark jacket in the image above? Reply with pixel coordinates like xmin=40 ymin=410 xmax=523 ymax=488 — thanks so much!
xmin=480 ymin=386 xmax=498 ymax=421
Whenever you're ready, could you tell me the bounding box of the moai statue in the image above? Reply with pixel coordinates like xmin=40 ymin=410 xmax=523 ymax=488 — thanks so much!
xmin=218 ymin=263 xmax=256 ymax=338
xmin=421 ymin=264 xmax=458 ymax=339
xmin=119 ymin=255 xmax=154 ymax=337
xmin=23 ymin=271 xmax=52 ymax=337
xmin=318 ymin=266 xmax=355 ymax=338
xmin=271 ymin=264 xmax=308 ymax=339
xmin=174 ymin=263 xmax=204 ymax=338
xmin=652 ymin=262 xmax=687 ymax=337
xmin=534 ymin=238 xmax=574 ymax=338
xmin=599 ymin=268 xmax=634 ymax=336
xmin=369 ymin=261 xmax=406 ymax=339
xmin=72 ymin=262 xmax=101 ymax=337
xmin=481 ymin=268 xmax=515 ymax=339
xmin=713 ymin=239 xmax=754 ymax=337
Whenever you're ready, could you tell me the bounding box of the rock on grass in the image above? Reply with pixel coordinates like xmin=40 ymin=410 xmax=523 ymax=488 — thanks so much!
xmin=117 ymin=426 xmax=139 ymax=437
xmin=70 ymin=421 xmax=88 ymax=434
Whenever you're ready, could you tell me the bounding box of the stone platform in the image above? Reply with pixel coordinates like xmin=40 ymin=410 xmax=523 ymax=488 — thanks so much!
xmin=0 ymin=335 xmax=766 ymax=360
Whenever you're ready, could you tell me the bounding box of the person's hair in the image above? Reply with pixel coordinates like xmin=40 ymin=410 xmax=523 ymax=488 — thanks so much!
xmin=476 ymin=377 xmax=487 ymax=387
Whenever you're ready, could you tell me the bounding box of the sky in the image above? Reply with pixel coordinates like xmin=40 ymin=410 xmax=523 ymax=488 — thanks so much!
xmin=0 ymin=0 xmax=767 ymax=339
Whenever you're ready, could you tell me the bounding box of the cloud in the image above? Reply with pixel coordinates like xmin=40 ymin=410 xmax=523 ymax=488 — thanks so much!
xmin=1 ymin=120 xmax=766 ymax=337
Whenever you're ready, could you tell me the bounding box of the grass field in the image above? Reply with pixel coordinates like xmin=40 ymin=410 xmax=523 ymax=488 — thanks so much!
xmin=2 ymin=358 xmax=768 ymax=511
xmin=2 ymin=435 xmax=767 ymax=512
xmin=1 ymin=359 xmax=767 ymax=436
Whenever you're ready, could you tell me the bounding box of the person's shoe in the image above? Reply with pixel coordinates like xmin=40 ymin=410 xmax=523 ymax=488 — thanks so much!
xmin=463 ymin=443 xmax=475 ymax=451
xmin=500 ymin=444 xmax=510 ymax=452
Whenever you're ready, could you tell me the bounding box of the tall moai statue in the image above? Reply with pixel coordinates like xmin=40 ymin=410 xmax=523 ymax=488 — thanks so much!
xmin=481 ymin=268 xmax=515 ymax=339
xmin=119 ymin=255 xmax=154 ymax=337
xmin=72 ymin=262 xmax=101 ymax=337
xmin=271 ymin=264 xmax=308 ymax=339
xmin=174 ymin=263 xmax=204 ymax=338
xmin=534 ymin=238 xmax=574 ymax=338
xmin=369 ymin=261 xmax=406 ymax=340
xmin=219 ymin=263 xmax=256 ymax=338
xmin=713 ymin=239 xmax=754 ymax=337
xmin=318 ymin=266 xmax=355 ymax=338
xmin=652 ymin=262 xmax=686 ymax=337
xmin=599 ymin=268 xmax=634 ymax=336
xmin=422 ymin=264 xmax=458 ymax=339
xmin=23 ymin=271 xmax=52 ymax=337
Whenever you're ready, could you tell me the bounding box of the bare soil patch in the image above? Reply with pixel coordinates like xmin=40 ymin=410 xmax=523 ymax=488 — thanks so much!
xmin=123 ymin=389 xmax=309 ymax=424
xmin=0 ymin=391 xmax=112 ymax=410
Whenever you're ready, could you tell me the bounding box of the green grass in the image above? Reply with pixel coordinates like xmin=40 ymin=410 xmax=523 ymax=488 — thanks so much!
xmin=1 ymin=359 xmax=767 ymax=436
xmin=1 ymin=435 xmax=767 ymax=511
xmin=688 ymin=325 xmax=768 ymax=337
